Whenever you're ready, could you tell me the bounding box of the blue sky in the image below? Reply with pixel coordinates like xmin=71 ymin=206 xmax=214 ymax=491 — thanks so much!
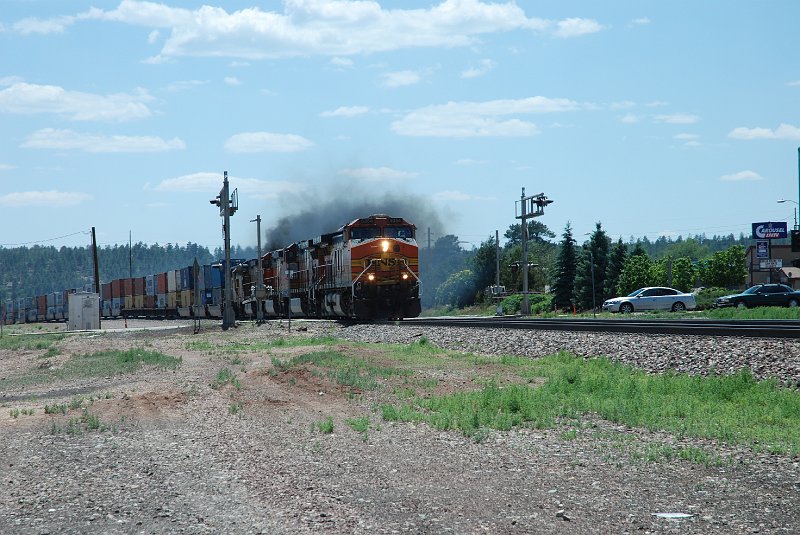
xmin=1 ymin=1 xmax=799 ymax=252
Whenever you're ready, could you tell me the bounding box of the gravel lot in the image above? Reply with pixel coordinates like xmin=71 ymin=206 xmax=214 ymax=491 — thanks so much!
xmin=1 ymin=318 xmax=798 ymax=534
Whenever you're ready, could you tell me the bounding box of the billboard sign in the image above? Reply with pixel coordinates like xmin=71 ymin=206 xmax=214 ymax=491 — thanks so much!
xmin=756 ymin=240 xmax=769 ymax=258
xmin=752 ymin=222 xmax=787 ymax=239
xmin=760 ymin=259 xmax=783 ymax=269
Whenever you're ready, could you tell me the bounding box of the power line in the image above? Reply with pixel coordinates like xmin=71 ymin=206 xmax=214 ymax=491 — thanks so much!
xmin=0 ymin=229 xmax=92 ymax=247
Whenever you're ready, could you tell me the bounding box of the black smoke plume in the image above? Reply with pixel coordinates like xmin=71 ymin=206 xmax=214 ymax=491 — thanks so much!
xmin=264 ymin=191 xmax=449 ymax=250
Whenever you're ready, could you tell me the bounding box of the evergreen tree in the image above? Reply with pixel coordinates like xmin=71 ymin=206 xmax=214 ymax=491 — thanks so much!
xmin=574 ymin=223 xmax=610 ymax=310
xmin=605 ymin=238 xmax=627 ymax=299
xmin=551 ymin=223 xmax=577 ymax=310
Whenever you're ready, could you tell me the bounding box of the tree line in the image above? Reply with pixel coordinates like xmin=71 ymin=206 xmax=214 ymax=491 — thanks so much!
xmin=0 ymin=242 xmax=258 ymax=302
xmin=421 ymin=221 xmax=751 ymax=312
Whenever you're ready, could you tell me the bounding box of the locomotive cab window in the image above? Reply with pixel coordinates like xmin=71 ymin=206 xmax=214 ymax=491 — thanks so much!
xmin=385 ymin=226 xmax=414 ymax=239
xmin=349 ymin=227 xmax=380 ymax=240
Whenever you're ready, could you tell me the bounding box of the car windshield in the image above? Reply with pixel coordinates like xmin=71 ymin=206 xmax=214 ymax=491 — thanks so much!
xmin=742 ymin=286 xmax=762 ymax=295
xmin=627 ymin=288 xmax=645 ymax=297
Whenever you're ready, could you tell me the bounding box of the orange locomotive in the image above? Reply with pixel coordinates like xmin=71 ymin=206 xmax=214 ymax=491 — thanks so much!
xmin=234 ymin=215 xmax=421 ymax=320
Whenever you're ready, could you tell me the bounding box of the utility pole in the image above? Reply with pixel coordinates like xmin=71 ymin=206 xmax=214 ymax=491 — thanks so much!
xmin=91 ymin=226 xmax=101 ymax=328
xmin=210 ymin=171 xmax=238 ymax=330
xmin=251 ymin=215 xmax=265 ymax=323
xmin=495 ymin=229 xmax=500 ymax=289
xmin=515 ymin=188 xmax=553 ymax=315
xmin=427 ymin=227 xmax=431 ymax=250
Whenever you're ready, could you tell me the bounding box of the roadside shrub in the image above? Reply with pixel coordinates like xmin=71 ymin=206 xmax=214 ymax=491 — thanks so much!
xmin=499 ymin=293 xmax=552 ymax=315
xmin=694 ymin=287 xmax=734 ymax=310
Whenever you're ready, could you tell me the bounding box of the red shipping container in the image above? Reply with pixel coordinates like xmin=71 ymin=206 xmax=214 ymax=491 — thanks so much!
xmin=123 ymin=278 xmax=133 ymax=297
xmin=157 ymin=273 xmax=167 ymax=294
xmin=133 ymin=277 xmax=143 ymax=296
xmin=145 ymin=295 xmax=155 ymax=308
xmin=102 ymin=283 xmax=112 ymax=300
xmin=111 ymin=279 xmax=122 ymax=298
xmin=37 ymin=295 xmax=47 ymax=316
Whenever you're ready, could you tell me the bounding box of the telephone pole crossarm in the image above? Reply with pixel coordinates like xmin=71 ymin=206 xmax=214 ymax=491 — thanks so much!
xmin=515 ymin=188 xmax=554 ymax=315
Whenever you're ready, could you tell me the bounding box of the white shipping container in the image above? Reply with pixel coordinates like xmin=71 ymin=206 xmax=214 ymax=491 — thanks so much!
xmin=167 ymin=270 xmax=177 ymax=293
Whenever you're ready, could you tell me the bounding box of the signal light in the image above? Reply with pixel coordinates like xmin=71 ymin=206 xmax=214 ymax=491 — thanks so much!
xmin=792 ymin=230 xmax=800 ymax=252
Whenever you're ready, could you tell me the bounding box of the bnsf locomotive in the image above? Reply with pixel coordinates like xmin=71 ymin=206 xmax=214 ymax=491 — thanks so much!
xmin=235 ymin=214 xmax=421 ymax=320
xmin=1 ymin=214 xmax=421 ymax=324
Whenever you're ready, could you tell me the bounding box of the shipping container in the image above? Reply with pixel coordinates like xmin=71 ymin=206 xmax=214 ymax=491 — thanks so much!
xmin=37 ymin=295 xmax=47 ymax=318
xmin=124 ymin=295 xmax=133 ymax=310
xmin=145 ymin=275 xmax=155 ymax=296
xmin=134 ymin=295 xmax=144 ymax=309
xmin=179 ymin=290 xmax=192 ymax=308
xmin=123 ymin=278 xmax=133 ymax=297
xmin=111 ymin=298 xmax=122 ymax=315
xmin=133 ymin=277 xmax=144 ymax=296
xmin=157 ymin=294 xmax=167 ymax=308
xmin=144 ymin=295 xmax=155 ymax=309
xmin=111 ymin=279 xmax=122 ymax=298
xmin=157 ymin=273 xmax=167 ymax=294
xmin=167 ymin=270 xmax=177 ymax=293
xmin=167 ymin=292 xmax=177 ymax=309
xmin=211 ymin=265 xmax=223 ymax=288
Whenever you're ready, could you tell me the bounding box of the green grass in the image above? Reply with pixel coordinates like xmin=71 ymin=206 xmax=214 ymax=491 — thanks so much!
xmin=0 ymin=333 xmax=64 ymax=351
xmin=273 ymin=350 xmax=412 ymax=391
xmin=187 ymin=335 xmax=338 ymax=354
xmin=211 ymin=368 xmax=241 ymax=390
xmin=380 ymin=351 xmax=800 ymax=456
xmin=0 ymin=348 xmax=182 ymax=389
xmin=315 ymin=416 xmax=334 ymax=434
xmin=704 ymin=306 xmax=800 ymax=320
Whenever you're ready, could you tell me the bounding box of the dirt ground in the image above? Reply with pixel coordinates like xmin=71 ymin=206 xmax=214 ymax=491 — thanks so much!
xmin=1 ymin=319 xmax=798 ymax=534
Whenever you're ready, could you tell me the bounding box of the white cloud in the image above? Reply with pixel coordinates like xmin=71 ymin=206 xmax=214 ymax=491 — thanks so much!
xmin=460 ymin=59 xmax=495 ymax=79
xmin=382 ymin=70 xmax=421 ymax=88
xmin=21 ymin=128 xmax=185 ymax=153
xmin=330 ymin=57 xmax=353 ymax=68
xmin=619 ymin=114 xmax=639 ymax=124
xmin=15 ymin=1 xmax=601 ymax=59
xmin=147 ymin=29 xmax=159 ymax=44
xmin=720 ymin=170 xmax=763 ymax=181
xmin=434 ymin=190 xmax=495 ymax=201
xmin=153 ymin=172 xmax=304 ymax=199
xmin=553 ymin=18 xmax=604 ymax=38
xmin=654 ymin=113 xmax=699 ymax=124
xmin=610 ymin=101 xmax=636 ymax=110
xmin=728 ymin=123 xmax=800 ymax=140
xmin=0 ymin=163 xmax=15 ymax=171
xmin=0 ymin=190 xmax=93 ymax=207
xmin=320 ymin=106 xmax=369 ymax=118
xmin=787 ymin=80 xmax=800 ymax=87
xmin=674 ymin=133 xmax=699 ymax=140
xmin=224 ymin=76 xmax=242 ymax=86
xmin=631 ymin=17 xmax=651 ymax=25
xmin=392 ymin=96 xmax=579 ymax=137
xmin=224 ymin=132 xmax=313 ymax=153
xmin=339 ymin=167 xmax=418 ymax=181
xmin=164 ymin=80 xmax=208 ymax=92
xmin=455 ymin=158 xmax=488 ymax=166
xmin=0 ymin=82 xmax=153 ymax=121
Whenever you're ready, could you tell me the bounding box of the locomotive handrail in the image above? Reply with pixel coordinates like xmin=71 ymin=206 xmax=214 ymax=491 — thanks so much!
xmin=401 ymin=259 xmax=422 ymax=295
xmin=352 ymin=258 xmax=379 ymax=297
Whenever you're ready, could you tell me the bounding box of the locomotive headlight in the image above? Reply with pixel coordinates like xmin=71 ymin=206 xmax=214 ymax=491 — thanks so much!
xmin=368 ymin=273 xmax=375 ymax=281
xmin=402 ymin=273 xmax=409 ymax=280
xmin=381 ymin=240 xmax=390 ymax=252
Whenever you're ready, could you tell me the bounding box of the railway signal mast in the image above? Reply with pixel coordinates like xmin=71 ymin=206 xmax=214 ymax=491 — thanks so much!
xmin=210 ymin=171 xmax=238 ymax=330
xmin=516 ymin=188 xmax=553 ymax=315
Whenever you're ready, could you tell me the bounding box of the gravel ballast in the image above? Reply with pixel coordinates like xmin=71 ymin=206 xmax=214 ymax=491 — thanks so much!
xmin=0 ymin=319 xmax=798 ymax=534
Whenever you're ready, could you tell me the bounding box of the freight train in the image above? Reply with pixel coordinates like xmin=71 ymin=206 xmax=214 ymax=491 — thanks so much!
xmin=0 ymin=215 xmax=422 ymax=324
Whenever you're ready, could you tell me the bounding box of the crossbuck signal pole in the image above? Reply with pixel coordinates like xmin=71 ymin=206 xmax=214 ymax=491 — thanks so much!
xmin=515 ymin=188 xmax=553 ymax=315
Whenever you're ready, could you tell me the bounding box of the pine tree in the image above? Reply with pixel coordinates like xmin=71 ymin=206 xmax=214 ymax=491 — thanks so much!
xmin=552 ymin=222 xmax=577 ymax=310
xmin=574 ymin=222 xmax=610 ymax=311
xmin=605 ymin=238 xmax=627 ymax=298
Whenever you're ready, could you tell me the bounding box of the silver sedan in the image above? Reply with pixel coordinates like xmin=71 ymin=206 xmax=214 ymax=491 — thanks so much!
xmin=602 ymin=287 xmax=697 ymax=313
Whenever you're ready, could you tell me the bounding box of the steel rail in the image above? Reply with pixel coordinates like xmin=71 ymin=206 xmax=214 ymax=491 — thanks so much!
xmin=396 ymin=316 xmax=800 ymax=339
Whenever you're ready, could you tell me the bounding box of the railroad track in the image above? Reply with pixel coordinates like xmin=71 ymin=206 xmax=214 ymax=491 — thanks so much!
xmin=397 ymin=316 xmax=800 ymax=339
